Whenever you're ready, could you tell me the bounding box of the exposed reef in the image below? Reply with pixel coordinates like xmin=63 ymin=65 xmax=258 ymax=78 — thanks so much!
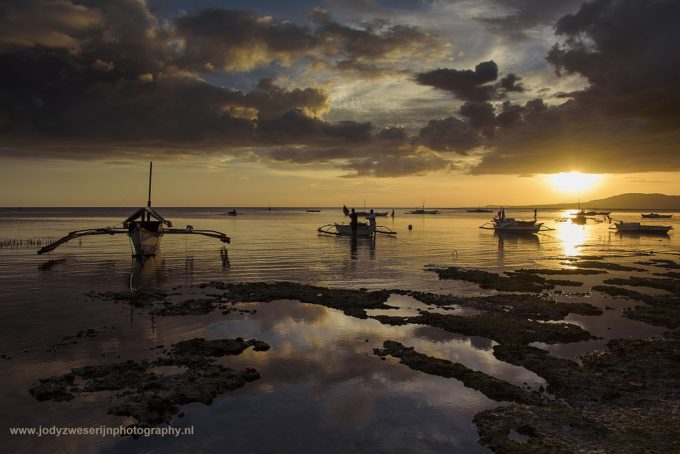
xmin=431 ymin=267 xmax=585 ymax=292
xmin=374 ymin=340 xmax=541 ymax=404
xmin=372 ymin=312 xmax=595 ymax=345
xmin=30 ymin=338 xmax=267 ymax=426
xmin=474 ymin=332 xmax=680 ymax=453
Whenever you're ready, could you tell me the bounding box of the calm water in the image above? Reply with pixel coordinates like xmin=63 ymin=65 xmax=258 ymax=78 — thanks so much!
xmin=1 ymin=207 xmax=678 ymax=453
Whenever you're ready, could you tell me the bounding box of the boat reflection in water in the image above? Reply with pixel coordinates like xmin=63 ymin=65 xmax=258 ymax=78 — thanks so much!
xmin=350 ymin=235 xmax=376 ymax=261
xmin=494 ymin=231 xmax=540 ymax=251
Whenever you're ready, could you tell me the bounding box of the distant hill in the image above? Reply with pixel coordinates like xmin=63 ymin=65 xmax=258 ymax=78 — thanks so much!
xmin=583 ymin=193 xmax=680 ymax=209
xmin=513 ymin=193 xmax=680 ymax=210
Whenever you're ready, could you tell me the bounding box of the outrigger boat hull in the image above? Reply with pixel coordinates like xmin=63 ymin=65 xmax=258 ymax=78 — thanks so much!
xmin=128 ymin=222 xmax=163 ymax=257
xmin=610 ymin=222 xmax=672 ymax=234
xmin=317 ymin=223 xmax=396 ymax=237
xmin=480 ymin=217 xmax=545 ymax=234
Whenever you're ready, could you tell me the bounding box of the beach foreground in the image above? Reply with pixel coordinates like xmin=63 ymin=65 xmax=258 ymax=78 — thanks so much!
xmin=5 ymin=253 xmax=680 ymax=452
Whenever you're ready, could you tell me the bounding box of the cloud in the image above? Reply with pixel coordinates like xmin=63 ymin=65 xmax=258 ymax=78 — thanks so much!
xmin=415 ymin=61 xmax=499 ymax=101
xmin=475 ymin=0 xmax=584 ymax=41
xmin=174 ymin=9 xmax=316 ymax=72
xmin=459 ymin=101 xmax=496 ymax=133
xmin=471 ymin=0 xmax=680 ymax=174
xmin=415 ymin=117 xmax=482 ymax=153
xmin=341 ymin=146 xmax=455 ymax=177
xmin=173 ymin=6 xmax=451 ymax=76
xmin=0 ymin=0 xmax=102 ymax=51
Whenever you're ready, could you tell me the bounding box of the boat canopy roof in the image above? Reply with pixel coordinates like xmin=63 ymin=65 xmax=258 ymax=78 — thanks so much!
xmin=124 ymin=207 xmax=172 ymax=226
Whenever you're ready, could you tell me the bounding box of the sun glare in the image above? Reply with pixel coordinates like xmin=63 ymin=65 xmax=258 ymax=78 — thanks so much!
xmin=548 ymin=172 xmax=600 ymax=193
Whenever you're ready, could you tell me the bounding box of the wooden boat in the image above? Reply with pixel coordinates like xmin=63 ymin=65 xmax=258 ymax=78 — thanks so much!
xmin=583 ymin=210 xmax=611 ymax=216
xmin=571 ymin=210 xmax=588 ymax=225
xmin=480 ymin=217 xmax=544 ymax=234
xmin=641 ymin=213 xmax=673 ymax=219
xmin=306 ymin=209 xmax=321 ymax=212
xmin=227 ymin=209 xmax=238 ymax=216
xmin=408 ymin=207 xmax=439 ymax=214
xmin=610 ymin=221 xmax=672 ymax=234
xmin=317 ymin=223 xmax=396 ymax=237
xmin=38 ymin=163 xmax=230 ymax=257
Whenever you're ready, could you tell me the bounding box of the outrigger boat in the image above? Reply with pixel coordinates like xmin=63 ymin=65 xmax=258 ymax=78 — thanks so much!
xmin=38 ymin=163 xmax=230 ymax=257
xmin=480 ymin=216 xmax=549 ymax=234
xmin=610 ymin=221 xmax=672 ymax=234
xmin=318 ymin=222 xmax=396 ymax=237
xmin=408 ymin=207 xmax=439 ymax=215
xmin=641 ymin=213 xmax=673 ymax=219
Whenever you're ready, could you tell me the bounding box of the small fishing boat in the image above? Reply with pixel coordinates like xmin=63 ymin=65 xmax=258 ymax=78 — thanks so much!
xmin=408 ymin=205 xmax=440 ymax=215
xmin=226 ymin=209 xmax=238 ymax=216
xmin=317 ymin=223 xmax=396 ymax=237
xmin=306 ymin=209 xmax=321 ymax=212
xmin=571 ymin=209 xmax=588 ymax=225
xmin=38 ymin=163 xmax=230 ymax=257
xmin=641 ymin=213 xmax=673 ymax=219
xmin=583 ymin=210 xmax=611 ymax=216
xmin=610 ymin=221 xmax=672 ymax=234
xmin=480 ymin=217 xmax=547 ymax=234
xmin=467 ymin=208 xmax=493 ymax=213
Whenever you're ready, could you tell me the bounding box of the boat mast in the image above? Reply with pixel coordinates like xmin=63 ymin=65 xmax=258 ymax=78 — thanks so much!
xmin=147 ymin=162 xmax=153 ymax=208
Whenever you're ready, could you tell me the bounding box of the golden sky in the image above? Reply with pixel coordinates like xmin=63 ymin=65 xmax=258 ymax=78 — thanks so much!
xmin=1 ymin=0 xmax=679 ymax=206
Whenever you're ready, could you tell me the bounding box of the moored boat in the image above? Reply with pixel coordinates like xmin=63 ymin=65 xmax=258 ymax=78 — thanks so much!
xmin=481 ymin=217 xmax=544 ymax=233
xmin=317 ymin=223 xmax=396 ymax=237
xmin=610 ymin=221 xmax=672 ymax=234
xmin=38 ymin=163 xmax=230 ymax=257
xmin=641 ymin=213 xmax=673 ymax=219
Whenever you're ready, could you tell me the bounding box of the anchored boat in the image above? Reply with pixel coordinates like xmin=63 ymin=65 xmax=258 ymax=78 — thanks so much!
xmin=38 ymin=163 xmax=230 ymax=257
xmin=480 ymin=217 xmax=549 ymax=234
xmin=641 ymin=213 xmax=673 ymax=219
xmin=610 ymin=221 xmax=672 ymax=234
xmin=318 ymin=222 xmax=396 ymax=237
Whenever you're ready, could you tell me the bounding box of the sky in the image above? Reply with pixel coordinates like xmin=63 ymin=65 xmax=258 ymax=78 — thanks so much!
xmin=0 ymin=0 xmax=679 ymax=206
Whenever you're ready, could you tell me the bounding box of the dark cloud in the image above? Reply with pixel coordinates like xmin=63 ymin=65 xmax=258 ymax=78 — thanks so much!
xmin=415 ymin=61 xmax=524 ymax=102
xmin=245 ymin=79 xmax=328 ymax=120
xmin=472 ymin=0 xmax=680 ymax=174
xmin=415 ymin=61 xmax=498 ymax=101
xmin=498 ymin=73 xmax=524 ymax=93
xmin=415 ymin=117 xmax=482 ymax=153
xmin=476 ymin=0 xmax=584 ymax=41
xmin=341 ymin=147 xmax=455 ymax=177
xmin=173 ymin=6 xmax=450 ymax=76
xmin=377 ymin=126 xmax=407 ymax=141
xmin=175 ymin=9 xmax=316 ymax=72
xmin=459 ymin=102 xmax=496 ymax=134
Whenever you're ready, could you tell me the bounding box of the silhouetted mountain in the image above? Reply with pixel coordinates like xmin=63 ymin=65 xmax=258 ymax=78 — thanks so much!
xmin=583 ymin=193 xmax=680 ymax=209
xmin=510 ymin=193 xmax=680 ymax=210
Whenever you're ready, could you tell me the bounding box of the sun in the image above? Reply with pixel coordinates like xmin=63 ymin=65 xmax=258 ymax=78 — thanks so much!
xmin=548 ymin=172 xmax=600 ymax=193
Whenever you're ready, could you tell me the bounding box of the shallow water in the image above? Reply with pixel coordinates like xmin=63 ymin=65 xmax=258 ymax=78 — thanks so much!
xmin=1 ymin=207 xmax=678 ymax=452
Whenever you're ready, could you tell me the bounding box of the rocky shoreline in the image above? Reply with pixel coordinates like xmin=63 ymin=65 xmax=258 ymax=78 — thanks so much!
xmin=29 ymin=256 xmax=680 ymax=451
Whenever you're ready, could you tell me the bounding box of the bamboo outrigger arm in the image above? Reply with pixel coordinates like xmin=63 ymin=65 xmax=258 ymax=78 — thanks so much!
xmin=164 ymin=228 xmax=230 ymax=243
xmin=37 ymin=228 xmax=129 ymax=254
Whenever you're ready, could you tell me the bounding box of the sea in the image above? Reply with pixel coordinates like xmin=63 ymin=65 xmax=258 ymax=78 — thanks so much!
xmin=1 ymin=207 xmax=678 ymax=453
